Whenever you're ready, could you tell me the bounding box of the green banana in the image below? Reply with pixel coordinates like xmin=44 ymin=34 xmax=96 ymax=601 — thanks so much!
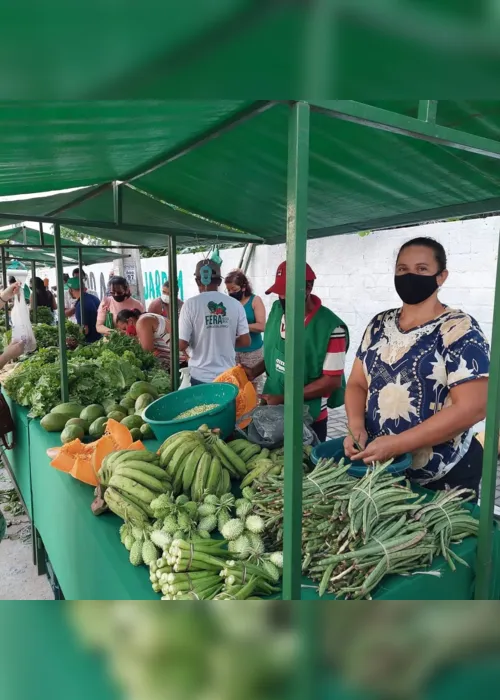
xmin=113 ymin=489 xmax=155 ymax=518
xmin=191 ymin=452 xmax=211 ymax=501
xmin=159 ymin=430 xmax=196 ymax=452
xmin=205 ymin=455 xmax=222 ymax=494
xmin=211 ymin=441 xmax=239 ymax=477
xmin=108 ymin=474 xmax=157 ymax=505
xmin=114 ymin=450 xmax=160 ymax=467
xmin=239 ymin=444 xmax=262 ymax=463
xmin=114 ymin=466 xmax=167 ymax=493
xmin=227 ymin=439 xmax=252 ymax=455
xmin=240 ymin=459 xmax=275 ymax=489
xmin=182 ymin=445 xmax=206 ymax=493
xmin=162 ymin=434 xmax=200 ymax=471
xmin=113 ymin=460 xmax=170 ymax=481
xmin=103 ymin=487 xmax=149 ymax=525
xmin=215 ymin=438 xmax=247 ymax=477
xmin=220 ymin=468 xmax=231 ymax=494
xmin=172 ymin=458 xmax=187 ymax=495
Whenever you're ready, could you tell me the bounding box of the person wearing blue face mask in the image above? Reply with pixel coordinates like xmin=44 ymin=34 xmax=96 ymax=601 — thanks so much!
xmin=344 ymin=236 xmax=490 ymax=499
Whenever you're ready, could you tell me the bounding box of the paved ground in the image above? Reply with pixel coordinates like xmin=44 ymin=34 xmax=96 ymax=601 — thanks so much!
xmin=0 ymin=467 xmax=52 ymax=600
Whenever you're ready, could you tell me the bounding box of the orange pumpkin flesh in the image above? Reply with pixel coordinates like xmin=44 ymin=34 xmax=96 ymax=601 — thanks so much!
xmin=50 ymin=418 xmax=144 ymax=486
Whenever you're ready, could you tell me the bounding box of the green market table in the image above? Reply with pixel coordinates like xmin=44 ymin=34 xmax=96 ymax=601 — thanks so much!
xmin=3 ymin=399 xmax=500 ymax=600
xmin=4 ymin=396 xmax=32 ymax=518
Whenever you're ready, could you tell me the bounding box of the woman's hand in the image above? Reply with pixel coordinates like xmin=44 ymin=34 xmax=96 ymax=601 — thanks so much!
xmin=352 ymin=435 xmax=402 ymax=465
xmin=344 ymin=428 xmax=368 ymax=459
xmin=241 ymin=364 xmax=255 ymax=381
xmin=0 ymin=282 xmax=21 ymax=303
xmin=260 ymin=393 xmax=284 ymax=406
xmin=3 ymin=340 xmax=25 ymax=362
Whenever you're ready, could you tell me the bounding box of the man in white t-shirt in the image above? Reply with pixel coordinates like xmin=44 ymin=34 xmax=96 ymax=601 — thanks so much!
xmin=179 ymin=260 xmax=250 ymax=384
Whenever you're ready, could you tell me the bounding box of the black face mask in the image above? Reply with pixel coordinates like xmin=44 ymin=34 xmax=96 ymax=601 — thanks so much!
xmin=279 ymin=298 xmax=286 ymax=313
xmin=229 ymin=290 xmax=244 ymax=301
xmin=394 ymin=273 xmax=439 ymax=305
xmin=112 ymin=294 xmax=127 ymax=303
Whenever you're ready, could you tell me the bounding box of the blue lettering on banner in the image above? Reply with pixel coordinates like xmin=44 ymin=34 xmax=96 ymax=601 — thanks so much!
xmin=143 ymin=269 xmax=184 ymax=302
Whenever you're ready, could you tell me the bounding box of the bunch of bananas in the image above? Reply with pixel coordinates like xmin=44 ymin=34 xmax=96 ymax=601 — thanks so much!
xmin=101 ymin=449 xmax=172 ymax=525
xmin=158 ymin=429 xmax=232 ymax=501
xmin=227 ymin=440 xmax=313 ymax=488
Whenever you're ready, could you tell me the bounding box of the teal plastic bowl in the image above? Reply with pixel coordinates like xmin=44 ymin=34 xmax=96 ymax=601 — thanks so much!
xmin=143 ymin=383 xmax=238 ymax=442
xmin=311 ymin=436 xmax=412 ymax=477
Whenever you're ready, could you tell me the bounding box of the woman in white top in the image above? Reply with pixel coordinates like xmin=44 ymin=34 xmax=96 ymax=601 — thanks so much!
xmin=116 ymin=309 xmax=181 ymax=367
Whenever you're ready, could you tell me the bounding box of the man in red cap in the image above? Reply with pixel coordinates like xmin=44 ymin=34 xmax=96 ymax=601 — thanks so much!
xmin=243 ymin=261 xmax=349 ymax=442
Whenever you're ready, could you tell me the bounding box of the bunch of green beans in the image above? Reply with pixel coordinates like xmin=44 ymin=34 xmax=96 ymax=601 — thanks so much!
xmin=248 ymin=458 xmax=478 ymax=599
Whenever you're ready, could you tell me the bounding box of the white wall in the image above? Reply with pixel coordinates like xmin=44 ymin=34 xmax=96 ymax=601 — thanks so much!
xmin=41 ymin=216 xmax=499 ymax=375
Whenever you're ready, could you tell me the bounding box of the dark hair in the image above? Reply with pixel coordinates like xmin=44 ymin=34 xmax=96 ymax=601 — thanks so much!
xmin=224 ymin=269 xmax=253 ymax=296
xmin=116 ymin=309 xmax=141 ymax=325
xmin=109 ymin=275 xmax=129 ymax=290
xmin=73 ymin=267 xmax=87 ymax=280
xmin=8 ymin=276 xmax=16 ymax=285
xmin=34 ymin=276 xmax=53 ymax=308
xmin=63 ymin=273 xmax=70 ymax=283
xmin=397 ymin=237 xmax=447 ymax=274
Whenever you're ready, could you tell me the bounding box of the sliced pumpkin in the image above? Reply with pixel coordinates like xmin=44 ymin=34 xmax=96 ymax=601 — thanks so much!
xmin=237 ymin=381 xmax=258 ymax=429
xmin=70 ymin=455 xmax=99 ymax=487
xmin=105 ymin=418 xmax=135 ymax=449
xmin=51 ymin=450 xmax=77 ymax=473
xmin=50 ymin=418 xmax=144 ymax=487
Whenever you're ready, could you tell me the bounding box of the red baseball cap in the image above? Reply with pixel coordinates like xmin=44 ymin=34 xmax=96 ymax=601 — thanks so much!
xmin=265 ymin=261 xmax=316 ymax=295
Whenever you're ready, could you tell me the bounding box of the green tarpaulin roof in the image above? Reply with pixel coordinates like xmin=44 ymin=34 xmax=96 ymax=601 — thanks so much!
xmin=1 ymin=101 xmax=500 ymax=245
xmin=0 ymin=182 xmax=253 ymax=248
xmin=0 ymin=227 xmax=128 ymax=265
xmin=0 ymin=4 xmax=499 ymax=100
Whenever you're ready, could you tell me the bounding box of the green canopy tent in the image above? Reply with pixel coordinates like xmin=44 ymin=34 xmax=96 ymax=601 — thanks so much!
xmin=0 ymin=100 xmax=499 ymax=605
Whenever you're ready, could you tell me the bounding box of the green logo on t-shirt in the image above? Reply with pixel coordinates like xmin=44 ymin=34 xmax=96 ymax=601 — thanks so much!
xmin=206 ymin=301 xmax=228 ymax=327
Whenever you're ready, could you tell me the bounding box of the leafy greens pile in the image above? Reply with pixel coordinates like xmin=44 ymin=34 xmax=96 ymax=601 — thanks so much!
xmin=3 ymin=333 xmax=171 ymax=417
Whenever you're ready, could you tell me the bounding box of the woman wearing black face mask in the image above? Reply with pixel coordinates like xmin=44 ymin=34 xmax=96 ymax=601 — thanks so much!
xmin=225 ymin=270 xmax=266 ymax=385
xmin=96 ymin=275 xmax=144 ymax=336
xmin=344 ymin=236 xmax=490 ymax=499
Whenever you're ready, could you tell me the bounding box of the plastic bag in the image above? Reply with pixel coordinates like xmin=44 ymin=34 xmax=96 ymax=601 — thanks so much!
xmin=179 ymin=366 xmax=191 ymax=390
xmin=236 ymin=404 xmax=319 ymax=449
xmin=11 ymin=292 xmax=37 ymax=354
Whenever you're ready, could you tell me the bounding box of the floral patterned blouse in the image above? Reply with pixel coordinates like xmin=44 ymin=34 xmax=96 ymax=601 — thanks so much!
xmin=357 ymin=308 xmax=490 ymax=484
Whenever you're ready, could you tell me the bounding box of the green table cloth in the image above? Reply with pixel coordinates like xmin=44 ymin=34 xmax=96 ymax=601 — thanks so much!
xmin=4 ymin=395 xmax=33 ymax=518
xmin=28 ymin=417 xmax=157 ymax=600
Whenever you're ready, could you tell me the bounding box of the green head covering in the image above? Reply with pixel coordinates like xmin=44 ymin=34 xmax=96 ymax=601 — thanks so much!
xmin=65 ymin=277 xmax=82 ymax=291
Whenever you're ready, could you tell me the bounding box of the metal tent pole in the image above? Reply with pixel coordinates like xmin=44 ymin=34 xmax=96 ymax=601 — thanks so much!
xmin=475 ymin=229 xmax=500 ymax=598
xmin=1 ymin=246 xmax=9 ymax=330
xmin=38 ymin=223 xmax=45 ymax=246
xmin=53 ymin=224 xmax=69 ymax=402
xmin=78 ymin=247 xmax=85 ymax=329
xmin=168 ymin=235 xmax=180 ymax=391
xmin=282 ymin=101 xmax=310 ymax=601
xmin=30 ymin=261 xmax=37 ymax=324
